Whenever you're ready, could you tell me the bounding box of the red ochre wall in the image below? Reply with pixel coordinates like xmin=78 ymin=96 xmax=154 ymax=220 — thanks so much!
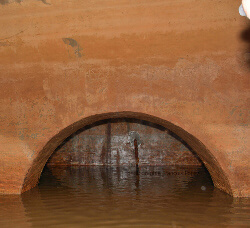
xmin=47 ymin=119 xmax=202 ymax=166
xmin=0 ymin=0 xmax=249 ymax=197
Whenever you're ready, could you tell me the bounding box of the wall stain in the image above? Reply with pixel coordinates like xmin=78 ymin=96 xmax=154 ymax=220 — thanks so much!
xmin=0 ymin=0 xmax=50 ymax=5
xmin=39 ymin=0 xmax=50 ymax=5
xmin=62 ymin=38 xmax=83 ymax=58
xmin=0 ymin=0 xmax=21 ymax=5
xmin=116 ymin=149 xmax=120 ymax=167
xmin=0 ymin=30 xmax=24 ymax=41
xmin=0 ymin=41 xmax=11 ymax=46
xmin=134 ymin=138 xmax=139 ymax=167
xmin=106 ymin=123 xmax=112 ymax=165
xmin=100 ymin=143 xmax=107 ymax=165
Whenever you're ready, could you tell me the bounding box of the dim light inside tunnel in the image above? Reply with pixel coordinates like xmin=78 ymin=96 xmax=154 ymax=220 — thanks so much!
xmin=21 ymin=112 xmax=232 ymax=196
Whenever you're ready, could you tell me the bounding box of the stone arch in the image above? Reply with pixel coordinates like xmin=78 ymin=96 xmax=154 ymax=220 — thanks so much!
xmin=21 ymin=111 xmax=232 ymax=195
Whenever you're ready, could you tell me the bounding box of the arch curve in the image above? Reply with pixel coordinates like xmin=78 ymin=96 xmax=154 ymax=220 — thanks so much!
xmin=22 ymin=111 xmax=232 ymax=195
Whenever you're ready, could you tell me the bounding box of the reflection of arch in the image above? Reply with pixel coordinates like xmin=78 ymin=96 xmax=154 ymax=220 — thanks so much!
xmin=21 ymin=111 xmax=232 ymax=195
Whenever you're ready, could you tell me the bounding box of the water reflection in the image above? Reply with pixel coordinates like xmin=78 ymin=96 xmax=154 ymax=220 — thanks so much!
xmin=45 ymin=166 xmax=212 ymax=196
xmin=1 ymin=166 xmax=249 ymax=227
xmin=0 ymin=194 xmax=31 ymax=228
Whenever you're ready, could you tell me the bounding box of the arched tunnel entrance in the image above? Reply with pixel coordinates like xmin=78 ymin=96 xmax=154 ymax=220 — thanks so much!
xmin=40 ymin=117 xmax=215 ymax=198
xmin=22 ymin=112 xmax=232 ymax=196
xmin=16 ymin=112 xmax=250 ymax=227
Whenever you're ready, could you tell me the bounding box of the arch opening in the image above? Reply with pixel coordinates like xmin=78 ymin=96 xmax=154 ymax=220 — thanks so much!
xmin=22 ymin=112 xmax=232 ymax=195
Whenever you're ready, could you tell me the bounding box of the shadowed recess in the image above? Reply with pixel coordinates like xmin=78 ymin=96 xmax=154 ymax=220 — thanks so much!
xmin=21 ymin=112 xmax=232 ymax=196
xmin=49 ymin=118 xmax=202 ymax=167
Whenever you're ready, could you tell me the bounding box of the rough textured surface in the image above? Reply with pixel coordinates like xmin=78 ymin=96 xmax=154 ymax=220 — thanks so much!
xmin=0 ymin=0 xmax=249 ymax=197
xmin=47 ymin=119 xmax=202 ymax=166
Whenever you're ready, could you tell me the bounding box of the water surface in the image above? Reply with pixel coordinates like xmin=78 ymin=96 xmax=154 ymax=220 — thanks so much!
xmin=0 ymin=166 xmax=249 ymax=227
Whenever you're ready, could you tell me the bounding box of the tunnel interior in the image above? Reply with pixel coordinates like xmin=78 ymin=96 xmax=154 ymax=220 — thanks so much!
xmin=40 ymin=117 xmax=214 ymax=193
xmin=20 ymin=112 xmax=240 ymax=227
xmin=46 ymin=118 xmax=203 ymax=167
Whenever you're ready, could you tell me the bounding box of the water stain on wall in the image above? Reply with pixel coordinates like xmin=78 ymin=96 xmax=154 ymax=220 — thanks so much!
xmin=0 ymin=0 xmax=20 ymax=5
xmin=62 ymin=38 xmax=83 ymax=58
xmin=0 ymin=0 xmax=50 ymax=5
xmin=39 ymin=0 xmax=50 ymax=5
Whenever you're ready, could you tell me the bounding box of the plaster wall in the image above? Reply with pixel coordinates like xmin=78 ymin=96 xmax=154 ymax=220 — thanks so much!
xmin=0 ymin=0 xmax=249 ymax=196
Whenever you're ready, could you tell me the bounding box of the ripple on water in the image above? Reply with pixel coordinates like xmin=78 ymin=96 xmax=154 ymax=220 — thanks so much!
xmin=0 ymin=166 xmax=249 ymax=228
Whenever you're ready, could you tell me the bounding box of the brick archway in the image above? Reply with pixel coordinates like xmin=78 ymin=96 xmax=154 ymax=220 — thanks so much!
xmin=22 ymin=111 xmax=232 ymax=195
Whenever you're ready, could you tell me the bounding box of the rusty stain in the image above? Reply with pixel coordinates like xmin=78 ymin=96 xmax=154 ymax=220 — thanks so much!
xmin=100 ymin=143 xmax=106 ymax=165
xmin=116 ymin=148 xmax=120 ymax=166
xmin=134 ymin=138 xmax=139 ymax=167
xmin=106 ymin=122 xmax=111 ymax=165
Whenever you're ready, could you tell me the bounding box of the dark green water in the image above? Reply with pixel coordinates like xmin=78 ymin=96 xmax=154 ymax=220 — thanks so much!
xmin=0 ymin=166 xmax=249 ymax=227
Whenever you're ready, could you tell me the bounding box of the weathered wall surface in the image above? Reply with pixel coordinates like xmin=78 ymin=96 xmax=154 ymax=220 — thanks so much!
xmin=47 ymin=119 xmax=202 ymax=166
xmin=0 ymin=0 xmax=249 ymax=196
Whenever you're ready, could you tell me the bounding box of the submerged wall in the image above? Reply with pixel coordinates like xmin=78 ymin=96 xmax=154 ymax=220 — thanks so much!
xmin=0 ymin=0 xmax=249 ymax=197
xmin=47 ymin=119 xmax=202 ymax=166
